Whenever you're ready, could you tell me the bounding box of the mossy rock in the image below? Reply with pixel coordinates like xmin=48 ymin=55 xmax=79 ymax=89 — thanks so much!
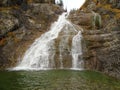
xmin=92 ymin=12 xmax=102 ymax=29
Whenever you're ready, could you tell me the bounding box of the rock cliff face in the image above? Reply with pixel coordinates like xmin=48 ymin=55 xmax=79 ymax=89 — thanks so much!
xmin=0 ymin=0 xmax=63 ymax=69
xmin=0 ymin=0 xmax=55 ymax=7
xmin=69 ymin=0 xmax=120 ymax=79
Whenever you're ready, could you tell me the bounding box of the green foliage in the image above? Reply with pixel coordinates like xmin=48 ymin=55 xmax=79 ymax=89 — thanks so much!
xmin=95 ymin=14 xmax=102 ymax=28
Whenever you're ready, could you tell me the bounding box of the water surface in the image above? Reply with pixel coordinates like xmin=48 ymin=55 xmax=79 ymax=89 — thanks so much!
xmin=0 ymin=70 xmax=120 ymax=90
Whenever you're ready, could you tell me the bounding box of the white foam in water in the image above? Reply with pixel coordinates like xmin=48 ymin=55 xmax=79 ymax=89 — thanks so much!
xmin=11 ymin=12 xmax=84 ymax=71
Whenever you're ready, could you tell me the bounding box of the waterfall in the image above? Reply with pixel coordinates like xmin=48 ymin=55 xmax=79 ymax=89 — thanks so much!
xmin=12 ymin=13 xmax=83 ymax=70
xmin=72 ymin=31 xmax=83 ymax=69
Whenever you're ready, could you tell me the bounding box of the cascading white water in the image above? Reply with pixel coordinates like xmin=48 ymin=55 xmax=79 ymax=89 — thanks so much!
xmin=12 ymin=12 xmax=83 ymax=70
xmin=72 ymin=31 xmax=83 ymax=69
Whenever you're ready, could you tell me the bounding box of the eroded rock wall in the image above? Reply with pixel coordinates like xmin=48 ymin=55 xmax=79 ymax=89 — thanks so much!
xmin=69 ymin=0 xmax=120 ymax=79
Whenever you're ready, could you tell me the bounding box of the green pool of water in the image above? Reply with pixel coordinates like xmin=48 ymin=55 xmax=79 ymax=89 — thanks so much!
xmin=0 ymin=70 xmax=120 ymax=90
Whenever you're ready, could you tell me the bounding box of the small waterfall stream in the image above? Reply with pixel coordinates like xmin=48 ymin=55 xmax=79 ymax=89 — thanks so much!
xmin=13 ymin=13 xmax=83 ymax=70
xmin=72 ymin=31 xmax=83 ymax=69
